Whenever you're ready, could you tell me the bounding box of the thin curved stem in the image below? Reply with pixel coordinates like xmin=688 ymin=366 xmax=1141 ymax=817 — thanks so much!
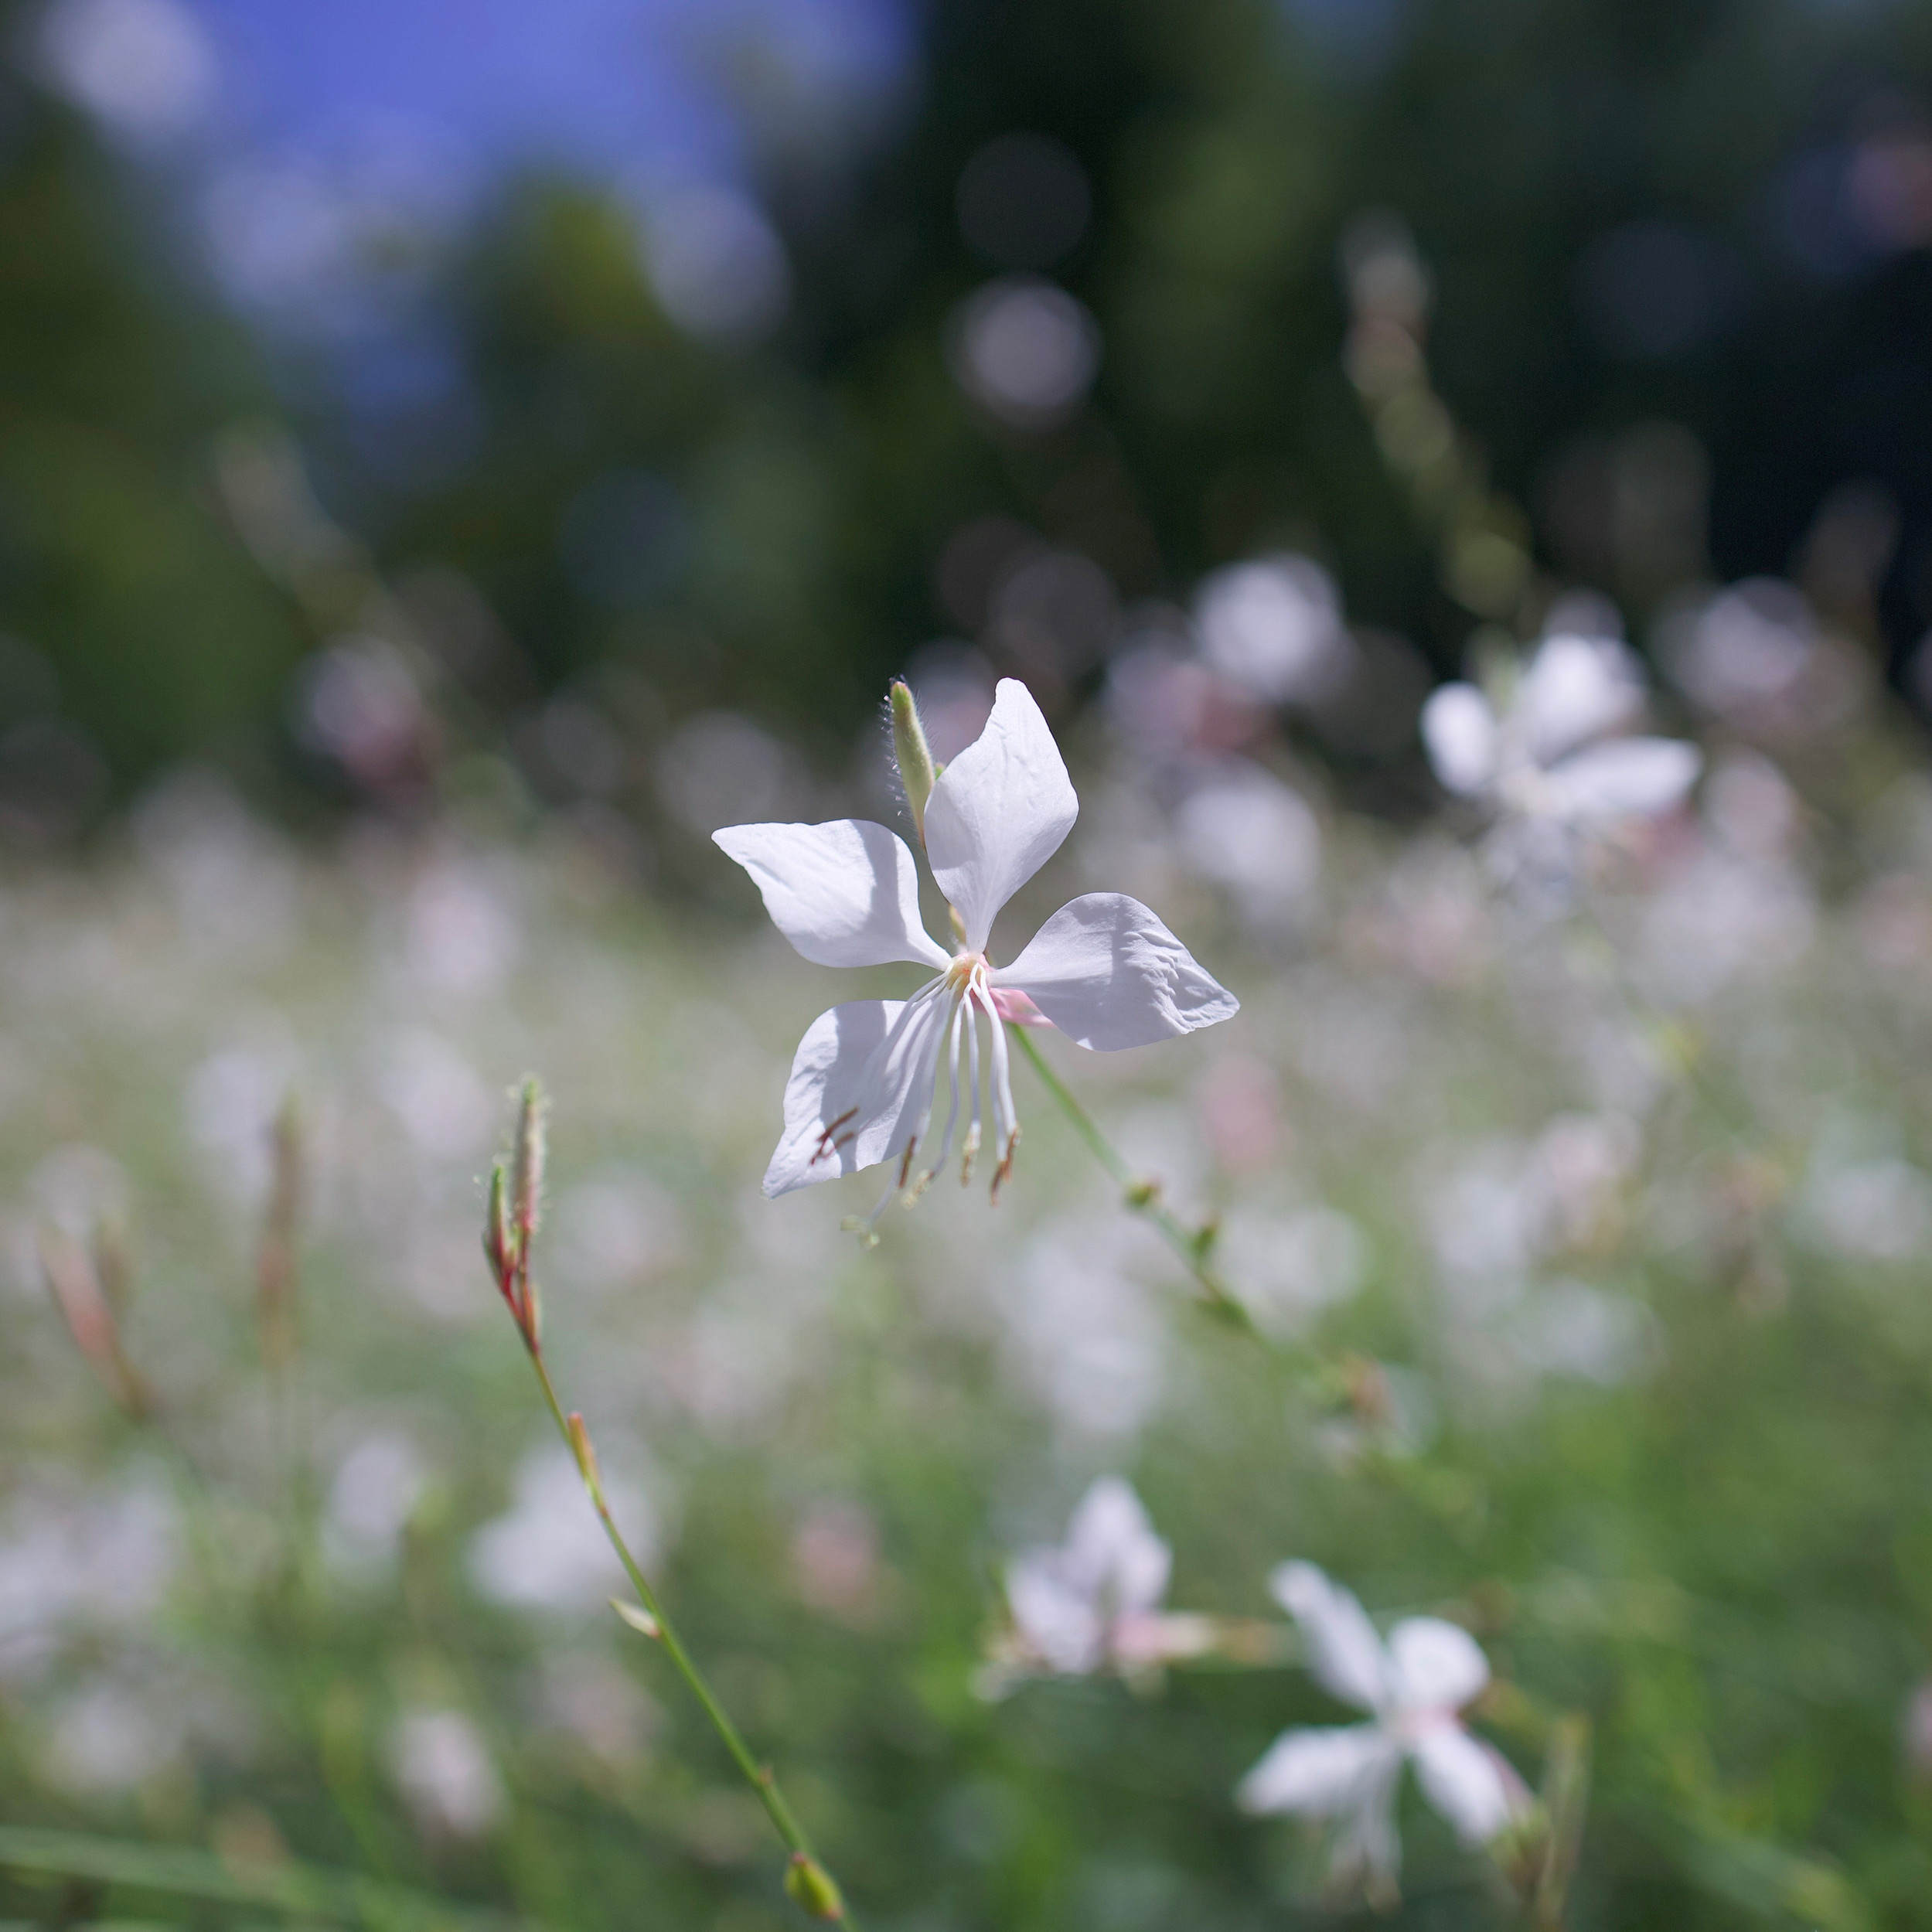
xmin=522 ymin=1349 xmax=859 ymax=1927
xmin=1006 ymin=1024 xmax=1266 ymax=1342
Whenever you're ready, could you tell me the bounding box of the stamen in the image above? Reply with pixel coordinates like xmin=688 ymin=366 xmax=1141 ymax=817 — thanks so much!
xmin=908 ymin=997 xmax=967 ymax=1201
xmin=811 ymin=1105 xmax=860 ymax=1166
xmin=961 ymin=999 xmax=983 ymax=1185
xmin=983 ymin=973 xmax=1022 ymax=1202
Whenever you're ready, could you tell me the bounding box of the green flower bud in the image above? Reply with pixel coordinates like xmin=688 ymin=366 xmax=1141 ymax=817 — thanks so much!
xmin=482 ymin=1160 xmax=511 ymax=1278
xmin=889 ymin=680 xmax=939 ymax=848
xmin=511 ymin=1075 xmax=548 ymax=1245
xmin=783 ymin=1854 xmax=845 ymax=1921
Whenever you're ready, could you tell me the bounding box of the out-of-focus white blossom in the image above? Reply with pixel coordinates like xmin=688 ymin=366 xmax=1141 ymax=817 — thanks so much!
xmin=0 ymin=1477 xmax=175 ymax=1669
xmin=1422 ymin=633 xmax=1699 ymax=852
xmin=1217 ymin=1206 xmax=1367 ymax=1337
xmin=997 ymin=1213 xmax=1170 ymax=1442
xmin=986 ymin=1478 xmax=1213 ymax=1690
xmin=1239 ymin=1562 xmax=1528 ymax=1896
xmin=1193 ymin=556 xmax=1351 ymax=706
xmin=634 ymin=182 xmax=792 ymax=347
xmin=949 ymin=279 xmax=1100 ymax=429
xmin=321 ymin=1429 xmax=426 ymax=1583
xmin=1172 ymin=762 xmax=1323 ymax=932
xmin=468 ymin=1443 xmax=659 ymax=1613
xmin=41 ymin=0 xmax=216 ymax=144
xmin=390 ymin=1707 xmax=503 ymax=1838
xmin=1665 ymin=579 xmax=1816 ymax=721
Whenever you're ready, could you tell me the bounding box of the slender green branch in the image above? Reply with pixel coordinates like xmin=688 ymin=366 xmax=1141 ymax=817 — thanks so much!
xmin=520 ymin=1347 xmax=855 ymax=1925
xmin=1007 ymin=1024 xmax=1267 ymax=1343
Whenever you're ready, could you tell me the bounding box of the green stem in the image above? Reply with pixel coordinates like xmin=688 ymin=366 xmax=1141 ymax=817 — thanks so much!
xmin=1007 ymin=1025 xmax=1267 ymax=1344
xmin=523 ymin=1350 xmax=858 ymax=1927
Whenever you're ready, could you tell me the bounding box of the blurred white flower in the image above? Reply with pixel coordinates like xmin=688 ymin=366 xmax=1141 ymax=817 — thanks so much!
xmin=295 ymin=638 xmax=424 ymax=786
xmin=42 ymin=0 xmax=216 ymax=144
xmin=531 ymin=1653 xmax=659 ymax=1770
xmin=1239 ymin=1562 xmax=1527 ymax=1896
xmin=1802 ymin=1154 xmax=1932 ymax=1262
xmin=1633 ymin=844 xmax=1815 ymax=1008
xmin=989 ymin=1478 xmax=1212 ymax=1688
xmin=43 ymin=1680 xmax=180 ymax=1794
xmin=999 ymin=1215 xmax=1169 ymax=1442
xmin=0 ymin=1477 xmax=175 ymax=1666
xmin=468 ymin=1443 xmax=656 ymax=1613
xmin=403 ymin=860 xmax=522 ymax=997
xmin=715 ymin=680 xmax=1237 ymax=1229
xmin=635 ymin=182 xmax=791 ymax=347
xmin=1193 ymin=556 xmax=1351 ymax=705
xmin=1666 ymin=579 xmax=1815 ymax=719
xmin=1172 ymin=762 xmax=1322 ymax=932
xmin=321 ymin=1429 xmax=425 ymax=1583
xmin=1508 ymin=1279 xmax=1660 ymax=1386
xmin=1423 ymin=632 xmax=1699 ymax=840
xmin=949 ymin=278 xmax=1100 ymax=429
xmin=372 ymin=1027 xmax=492 ymax=1162
xmin=657 ymin=710 xmax=808 ymax=837
xmin=1217 ymin=1207 xmax=1367 ymax=1337
xmin=553 ymin=1172 xmax=685 ymax=1293
xmin=390 ymin=1708 xmax=503 ymax=1838
xmin=185 ymin=1043 xmax=296 ymax=1201
xmin=792 ymin=1498 xmax=882 ymax=1622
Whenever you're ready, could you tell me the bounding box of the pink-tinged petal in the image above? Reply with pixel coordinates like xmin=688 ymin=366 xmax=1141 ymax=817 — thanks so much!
xmin=715 ymin=820 xmax=949 ymax=970
xmin=1236 ymin=1722 xmax=1400 ymax=1818
xmin=1542 ymin=738 xmax=1701 ymax=824
xmin=762 ymin=996 xmax=949 ymax=1198
xmin=994 ymin=894 xmax=1238 ymax=1051
xmin=924 ymin=679 xmax=1078 ymax=952
xmin=1518 ymin=633 xmax=1644 ymax=765
xmin=1421 ymin=683 xmax=1499 ymax=797
xmin=1269 ymin=1562 xmax=1389 ymax=1713
xmin=1386 ymin=1617 xmax=1490 ymax=1712
xmin=1113 ymin=1610 xmax=1218 ymax=1666
xmin=1063 ymin=1477 xmax=1170 ymax=1617
xmin=1409 ymin=1723 xmax=1526 ymax=1844
xmin=989 ymin=986 xmax=1050 ymax=1027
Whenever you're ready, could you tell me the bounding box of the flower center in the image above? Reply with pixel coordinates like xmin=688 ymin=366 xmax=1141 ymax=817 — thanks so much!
xmin=943 ymin=949 xmax=990 ymax=993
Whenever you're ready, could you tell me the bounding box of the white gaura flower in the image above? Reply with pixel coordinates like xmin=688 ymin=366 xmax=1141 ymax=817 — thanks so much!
xmin=1422 ymin=632 xmax=1700 ymax=833
xmin=983 ymin=1477 xmax=1214 ymax=1693
xmin=715 ymin=679 xmax=1238 ymax=1226
xmin=1238 ymin=1561 xmax=1528 ymax=1896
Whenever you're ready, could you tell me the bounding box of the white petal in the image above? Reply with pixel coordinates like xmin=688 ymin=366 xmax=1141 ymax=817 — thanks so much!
xmin=924 ymin=678 xmax=1078 ymax=952
xmin=995 ymin=894 xmax=1239 ymax=1051
xmin=1330 ymin=1750 xmax=1406 ymax=1890
xmin=1386 ymin=1617 xmax=1490 ymax=1712
xmin=1409 ymin=1724 xmax=1525 ymax=1844
xmin=1542 ymin=738 xmax=1701 ymax=824
xmin=1517 ymin=633 xmax=1644 ymax=765
xmin=714 ymin=820 xmax=949 ymax=970
xmin=761 ymin=995 xmax=948 ymax=1198
xmin=1004 ymin=1554 xmax=1104 ymax=1674
xmin=1269 ymin=1561 xmax=1389 ymax=1712
xmin=1064 ymin=1477 xmax=1170 ymax=1617
xmin=1421 ymin=683 xmax=1500 ymax=796
xmin=1236 ymin=1722 xmax=1399 ymax=1817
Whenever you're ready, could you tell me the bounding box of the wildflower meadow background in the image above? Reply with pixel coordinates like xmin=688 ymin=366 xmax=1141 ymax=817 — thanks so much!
xmin=6 ymin=0 xmax=1932 ymax=1926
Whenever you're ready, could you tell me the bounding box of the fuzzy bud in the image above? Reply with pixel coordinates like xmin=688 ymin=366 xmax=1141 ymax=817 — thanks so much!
xmin=889 ymin=680 xmax=938 ymax=849
xmin=784 ymin=1854 xmax=845 ymax=1921
xmin=565 ymin=1410 xmax=601 ymax=1492
xmin=609 ymin=1597 xmax=662 ymax=1640
xmin=511 ymin=1076 xmax=548 ymax=1247
xmin=38 ymin=1225 xmax=146 ymax=1418
xmin=482 ymin=1160 xmax=511 ymax=1279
